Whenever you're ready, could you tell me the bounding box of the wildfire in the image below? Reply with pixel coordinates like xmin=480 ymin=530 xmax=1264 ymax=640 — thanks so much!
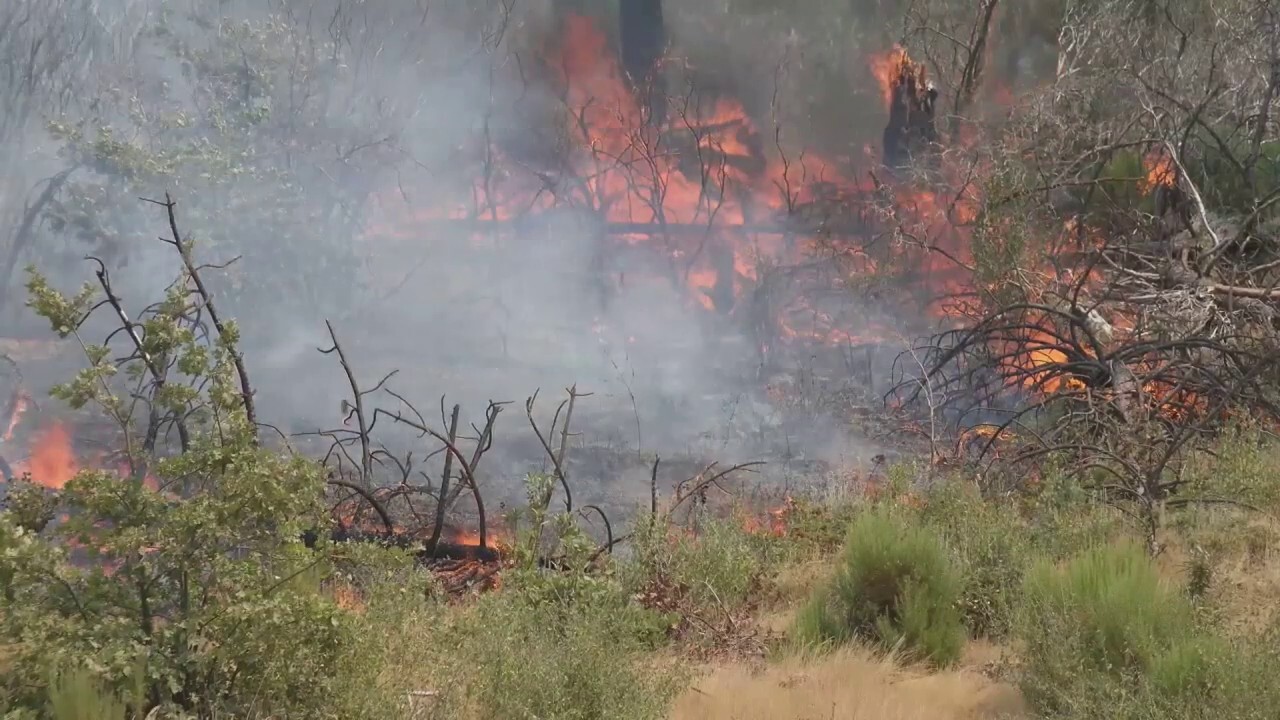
xmin=362 ymin=16 xmax=991 ymax=352
xmin=1140 ymin=148 xmax=1177 ymax=195
xmin=15 ymin=422 xmax=78 ymax=490
xmin=741 ymin=496 xmax=795 ymax=537
xmin=869 ymin=45 xmax=914 ymax=109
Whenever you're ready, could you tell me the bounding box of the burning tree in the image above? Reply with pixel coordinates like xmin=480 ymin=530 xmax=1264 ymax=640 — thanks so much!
xmin=891 ymin=0 xmax=1280 ymax=551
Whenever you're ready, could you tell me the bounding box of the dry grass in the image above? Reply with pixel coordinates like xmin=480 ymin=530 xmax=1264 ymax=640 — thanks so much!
xmin=669 ymin=646 xmax=1025 ymax=720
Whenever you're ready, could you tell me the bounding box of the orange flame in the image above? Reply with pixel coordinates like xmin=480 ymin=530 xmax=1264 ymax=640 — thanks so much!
xmin=21 ymin=422 xmax=78 ymax=490
xmin=869 ymin=45 xmax=912 ymax=110
xmin=1140 ymin=149 xmax=1177 ymax=195
xmin=362 ymin=17 xmax=988 ymax=353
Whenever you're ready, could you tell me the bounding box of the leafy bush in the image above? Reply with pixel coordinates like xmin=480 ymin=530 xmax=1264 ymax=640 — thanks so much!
xmin=0 ymin=269 xmax=398 ymax=718
xmin=429 ymin=587 xmax=683 ymax=720
xmin=1021 ymin=468 xmax=1120 ymax=557
xmin=793 ymin=508 xmax=964 ymax=666
xmin=1017 ymin=543 xmax=1228 ymax=717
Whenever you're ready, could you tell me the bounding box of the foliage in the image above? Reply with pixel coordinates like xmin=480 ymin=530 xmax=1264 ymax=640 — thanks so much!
xmin=0 ymin=269 xmax=397 ymax=718
xmin=793 ymin=507 xmax=964 ymax=666
xmin=1182 ymin=422 xmax=1280 ymax=510
xmin=774 ymin=496 xmax=861 ymax=552
xmin=37 ymin=8 xmax=374 ymax=335
xmin=916 ymin=480 xmax=1033 ymax=638
xmin=44 ymin=666 xmax=138 ymax=720
xmin=426 ymin=583 xmax=683 ymax=720
xmin=1020 ymin=468 xmax=1121 ymax=557
xmin=1016 ymin=543 xmax=1229 ymax=717
xmin=621 ymin=512 xmax=773 ymax=613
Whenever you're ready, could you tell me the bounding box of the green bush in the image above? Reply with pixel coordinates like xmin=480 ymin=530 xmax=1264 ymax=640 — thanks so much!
xmin=422 ymin=568 xmax=683 ymax=720
xmin=622 ymin=514 xmax=771 ymax=611
xmin=793 ymin=508 xmax=965 ymax=666
xmin=1017 ymin=543 xmax=1228 ymax=717
xmin=917 ymin=481 xmax=1034 ymax=638
xmin=0 ymin=269 xmax=397 ymax=719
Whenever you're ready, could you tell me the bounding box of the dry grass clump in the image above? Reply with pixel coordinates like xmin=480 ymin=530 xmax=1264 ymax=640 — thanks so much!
xmin=669 ymin=646 xmax=1025 ymax=720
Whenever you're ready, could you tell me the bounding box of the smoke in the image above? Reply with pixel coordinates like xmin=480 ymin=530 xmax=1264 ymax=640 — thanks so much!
xmin=1 ymin=0 xmax=904 ymax=497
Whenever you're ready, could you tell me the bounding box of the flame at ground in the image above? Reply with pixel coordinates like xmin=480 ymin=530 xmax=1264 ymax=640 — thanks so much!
xmin=18 ymin=422 xmax=78 ymax=489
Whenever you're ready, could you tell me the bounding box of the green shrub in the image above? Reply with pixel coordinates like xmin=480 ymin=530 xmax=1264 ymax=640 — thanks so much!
xmin=917 ymin=480 xmax=1034 ymax=638
xmin=1017 ymin=543 xmax=1227 ymax=716
xmin=778 ymin=497 xmax=860 ymax=552
xmin=622 ymin=514 xmax=770 ymax=611
xmin=1022 ymin=469 xmax=1120 ymax=557
xmin=793 ymin=508 xmax=964 ymax=666
xmin=44 ymin=667 xmax=135 ymax=720
xmin=0 ymin=268 xmax=397 ymax=719
xmin=423 ymin=569 xmax=683 ymax=720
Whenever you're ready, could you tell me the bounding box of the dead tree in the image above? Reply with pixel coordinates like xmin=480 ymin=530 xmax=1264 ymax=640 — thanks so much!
xmin=882 ymin=51 xmax=939 ymax=171
xmin=619 ymin=0 xmax=666 ymax=124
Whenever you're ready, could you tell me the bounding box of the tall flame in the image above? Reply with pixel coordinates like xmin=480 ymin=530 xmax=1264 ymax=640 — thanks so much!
xmin=23 ymin=422 xmax=78 ymax=489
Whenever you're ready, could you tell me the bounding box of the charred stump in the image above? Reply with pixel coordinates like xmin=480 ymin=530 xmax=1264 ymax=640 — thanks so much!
xmin=619 ymin=0 xmax=667 ymax=124
xmin=882 ymin=52 xmax=939 ymax=171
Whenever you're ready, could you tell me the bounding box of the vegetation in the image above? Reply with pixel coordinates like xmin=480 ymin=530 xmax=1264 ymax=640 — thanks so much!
xmin=793 ymin=507 xmax=965 ymax=666
xmin=2 ymin=0 xmax=1280 ymax=718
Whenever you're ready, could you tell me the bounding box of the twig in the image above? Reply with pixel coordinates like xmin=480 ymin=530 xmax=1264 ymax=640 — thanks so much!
xmin=427 ymin=403 xmax=460 ymax=558
xmin=319 ymin=320 xmax=396 ymax=482
xmin=144 ymin=193 xmax=258 ymax=437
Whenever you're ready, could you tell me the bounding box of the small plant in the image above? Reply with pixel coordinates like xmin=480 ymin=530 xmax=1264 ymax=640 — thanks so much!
xmin=1017 ymin=543 xmax=1226 ymax=716
xmin=1185 ymin=548 xmax=1213 ymax=602
xmin=793 ymin=507 xmax=964 ymax=666
xmin=623 ymin=514 xmax=769 ymax=612
xmin=44 ymin=667 xmax=135 ymax=720
xmin=436 ymin=589 xmax=683 ymax=720
xmin=917 ymin=479 xmax=1033 ymax=638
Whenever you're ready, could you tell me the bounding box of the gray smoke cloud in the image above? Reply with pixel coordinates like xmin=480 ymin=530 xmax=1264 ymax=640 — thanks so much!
xmin=1 ymin=0 xmax=900 ymax=506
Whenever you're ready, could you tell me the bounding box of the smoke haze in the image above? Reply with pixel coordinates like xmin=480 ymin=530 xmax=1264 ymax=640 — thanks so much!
xmin=0 ymin=0 xmax=925 ymax=506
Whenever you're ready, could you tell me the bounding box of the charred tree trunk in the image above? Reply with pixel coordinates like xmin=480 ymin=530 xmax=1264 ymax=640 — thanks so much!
xmin=882 ymin=53 xmax=939 ymax=171
xmin=619 ymin=0 xmax=667 ymax=124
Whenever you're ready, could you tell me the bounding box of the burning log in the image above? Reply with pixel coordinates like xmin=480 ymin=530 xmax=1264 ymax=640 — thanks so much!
xmin=619 ymin=0 xmax=666 ymax=123
xmin=882 ymin=49 xmax=939 ymax=171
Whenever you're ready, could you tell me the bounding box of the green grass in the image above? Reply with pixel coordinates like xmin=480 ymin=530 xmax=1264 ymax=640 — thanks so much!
xmin=793 ymin=507 xmax=965 ymax=666
xmin=1017 ymin=543 xmax=1230 ymax=717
